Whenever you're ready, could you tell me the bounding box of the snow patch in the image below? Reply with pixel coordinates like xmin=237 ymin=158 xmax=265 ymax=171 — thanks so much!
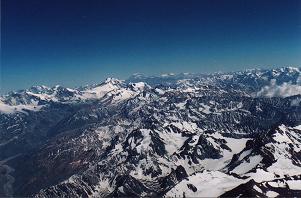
xmin=166 ymin=171 xmax=245 ymax=197
xmin=231 ymin=155 xmax=263 ymax=175
xmin=287 ymin=180 xmax=301 ymax=190
xmin=266 ymin=191 xmax=279 ymax=197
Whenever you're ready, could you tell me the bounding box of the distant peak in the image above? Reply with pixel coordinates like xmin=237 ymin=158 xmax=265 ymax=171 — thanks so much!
xmin=131 ymin=73 xmax=145 ymax=78
xmin=161 ymin=73 xmax=175 ymax=77
xmin=53 ymin=85 xmax=62 ymax=89
xmin=129 ymin=82 xmax=150 ymax=91
xmin=284 ymin=66 xmax=300 ymax=73
xmin=27 ymin=85 xmax=51 ymax=94
xmin=104 ymin=77 xmax=122 ymax=84
xmin=30 ymin=85 xmax=50 ymax=90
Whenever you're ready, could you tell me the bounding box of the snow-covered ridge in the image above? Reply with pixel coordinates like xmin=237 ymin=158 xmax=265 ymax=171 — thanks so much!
xmin=1 ymin=66 xmax=300 ymax=115
xmin=0 ymin=67 xmax=301 ymax=197
xmin=0 ymin=78 xmax=152 ymax=114
xmin=0 ymin=100 xmax=43 ymax=114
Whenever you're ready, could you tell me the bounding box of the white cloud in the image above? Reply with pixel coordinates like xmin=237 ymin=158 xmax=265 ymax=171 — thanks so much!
xmin=257 ymin=79 xmax=301 ymax=98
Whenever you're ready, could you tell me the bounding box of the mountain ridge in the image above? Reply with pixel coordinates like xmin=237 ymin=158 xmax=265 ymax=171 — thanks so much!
xmin=0 ymin=66 xmax=301 ymax=197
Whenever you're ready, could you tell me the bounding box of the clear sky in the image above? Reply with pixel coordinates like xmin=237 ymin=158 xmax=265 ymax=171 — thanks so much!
xmin=1 ymin=0 xmax=301 ymax=93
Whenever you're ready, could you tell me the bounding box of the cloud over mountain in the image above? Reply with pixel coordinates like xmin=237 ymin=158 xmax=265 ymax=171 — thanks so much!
xmin=257 ymin=79 xmax=301 ymax=98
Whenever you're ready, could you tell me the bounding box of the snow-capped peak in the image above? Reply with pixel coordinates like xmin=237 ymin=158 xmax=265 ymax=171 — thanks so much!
xmin=83 ymin=78 xmax=123 ymax=98
xmin=1 ymin=67 xmax=300 ymax=115
xmin=104 ymin=77 xmax=122 ymax=84
xmin=161 ymin=73 xmax=175 ymax=77
xmin=129 ymin=82 xmax=149 ymax=91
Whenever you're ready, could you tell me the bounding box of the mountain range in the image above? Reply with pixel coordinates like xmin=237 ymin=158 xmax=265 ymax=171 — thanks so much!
xmin=0 ymin=67 xmax=301 ymax=197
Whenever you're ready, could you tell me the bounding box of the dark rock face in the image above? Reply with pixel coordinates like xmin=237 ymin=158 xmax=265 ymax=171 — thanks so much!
xmin=0 ymin=67 xmax=300 ymax=197
xmin=221 ymin=177 xmax=301 ymax=198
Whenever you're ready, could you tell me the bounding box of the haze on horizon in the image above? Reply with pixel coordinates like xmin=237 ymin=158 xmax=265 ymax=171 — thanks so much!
xmin=1 ymin=0 xmax=301 ymax=93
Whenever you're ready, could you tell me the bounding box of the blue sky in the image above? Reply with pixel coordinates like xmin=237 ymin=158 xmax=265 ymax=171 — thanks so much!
xmin=1 ymin=0 xmax=301 ymax=93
